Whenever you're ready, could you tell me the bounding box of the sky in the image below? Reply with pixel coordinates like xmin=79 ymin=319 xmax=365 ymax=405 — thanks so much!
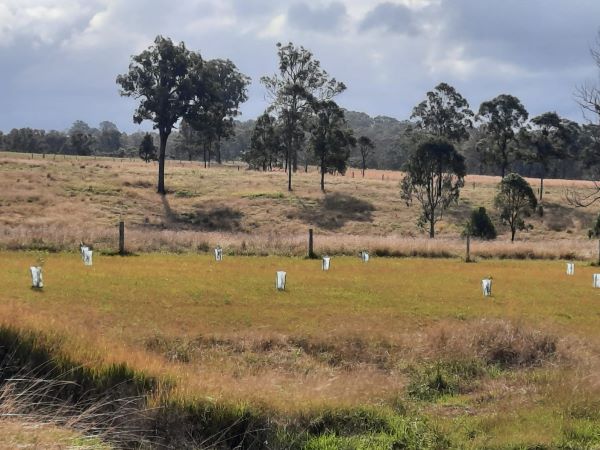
xmin=1 ymin=0 xmax=600 ymax=133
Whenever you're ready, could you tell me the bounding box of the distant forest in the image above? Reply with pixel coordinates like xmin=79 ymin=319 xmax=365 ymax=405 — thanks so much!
xmin=1 ymin=111 xmax=599 ymax=181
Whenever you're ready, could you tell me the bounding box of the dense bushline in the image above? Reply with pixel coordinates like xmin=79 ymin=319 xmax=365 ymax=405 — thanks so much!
xmin=1 ymin=111 xmax=598 ymax=181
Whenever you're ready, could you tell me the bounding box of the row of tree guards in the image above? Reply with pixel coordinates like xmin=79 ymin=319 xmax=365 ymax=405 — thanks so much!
xmin=116 ymin=222 xmax=600 ymax=266
xmin=27 ymin=237 xmax=599 ymax=296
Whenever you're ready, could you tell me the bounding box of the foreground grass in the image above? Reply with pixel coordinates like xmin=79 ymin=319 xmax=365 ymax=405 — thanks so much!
xmin=1 ymin=252 xmax=600 ymax=447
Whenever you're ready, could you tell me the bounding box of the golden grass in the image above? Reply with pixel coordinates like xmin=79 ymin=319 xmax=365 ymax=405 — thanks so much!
xmin=0 ymin=151 xmax=598 ymax=260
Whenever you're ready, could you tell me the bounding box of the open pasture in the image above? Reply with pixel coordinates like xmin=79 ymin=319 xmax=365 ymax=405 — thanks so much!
xmin=2 ymin=251 xmax=600 ymax=448
xmin=0 ymin=151 xmax=598 ymax=260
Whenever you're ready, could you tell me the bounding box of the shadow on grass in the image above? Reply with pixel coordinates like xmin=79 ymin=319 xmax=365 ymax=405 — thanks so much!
xmin=291 ymin=193 xmax=375 ymax=230
xmin=160 ymin=195 xmax=244 ymax=232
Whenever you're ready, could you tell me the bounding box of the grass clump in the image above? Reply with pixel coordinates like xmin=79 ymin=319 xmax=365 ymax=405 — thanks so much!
xmin=407 ymin=360 xmax=490 ymax=402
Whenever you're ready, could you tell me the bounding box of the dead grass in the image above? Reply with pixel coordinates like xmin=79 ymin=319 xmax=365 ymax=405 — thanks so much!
xmin=1 ymin=151 xmax=598 ymax=259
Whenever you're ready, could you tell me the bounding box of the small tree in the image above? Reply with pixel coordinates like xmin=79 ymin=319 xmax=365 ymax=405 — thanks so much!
xmin=243 ymin=112 xmax=281 ymax=170
xmin=357 ymin=136 xmax=375 ymax=177
xmin=139 ymin=133 xmax=157 ymax=162
xmin=494 ymin=173 xmax=537 ymax=241
xmin=466 ymin=207 xmax=497 ymax=240
xmin=401 ymin=137 xmax=466 ymax=238
xmin=309 ymin=100 xmax=355 ymax=192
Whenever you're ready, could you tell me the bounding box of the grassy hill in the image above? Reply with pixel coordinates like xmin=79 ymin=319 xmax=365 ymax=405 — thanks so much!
xmin=1 ymin=151 xmax=599 ymax=260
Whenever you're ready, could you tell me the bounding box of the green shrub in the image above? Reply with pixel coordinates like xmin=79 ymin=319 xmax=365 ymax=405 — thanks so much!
xmin=466 ymin=207 xmax=497 ymax=240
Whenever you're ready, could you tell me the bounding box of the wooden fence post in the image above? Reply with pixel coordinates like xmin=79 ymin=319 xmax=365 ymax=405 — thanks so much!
xmin=466 ymin=234 xmax=471 ymax=263
xmin=308 ymin=228 xmax=315 ymax=259
xmin=119 ymin=221 xmax=125 ymax=255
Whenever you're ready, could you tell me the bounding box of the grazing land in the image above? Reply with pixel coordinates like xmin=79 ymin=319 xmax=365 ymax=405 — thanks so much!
xmin=0 ymin=151 xmax=599 ymax=260
xmin=2 ymin=251 xmax=600 ymax=448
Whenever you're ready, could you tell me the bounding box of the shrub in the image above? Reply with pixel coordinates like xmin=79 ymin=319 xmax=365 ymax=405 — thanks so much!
xmin=466 ymin=207 xmax=497 ymax=240
xmin=589 ymin=213 xmax=600 ymax=239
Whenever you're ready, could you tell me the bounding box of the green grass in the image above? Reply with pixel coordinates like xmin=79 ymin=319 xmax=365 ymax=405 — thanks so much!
xmin=1 ymin=251 xmax=600 ymax=447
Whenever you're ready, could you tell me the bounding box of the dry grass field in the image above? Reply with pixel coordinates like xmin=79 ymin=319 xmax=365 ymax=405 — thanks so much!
xmin=1 ymin=251 xmax=600 ymax=448
xmin=2 ymin=151 xmax=600 ymax=448
xmin=1 ymin=151 xmax=599 ymax=260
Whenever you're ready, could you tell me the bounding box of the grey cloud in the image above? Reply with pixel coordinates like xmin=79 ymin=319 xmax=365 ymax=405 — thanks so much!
xmin=0 ymin=0 xmax=599 ymax=133
xmin=287 ymin=2 xmax=347 ymax=32
xmin=435 ymin=0 xmax=600 ymax=72
xmin=359 ymin=2 xmax=417 ymax=35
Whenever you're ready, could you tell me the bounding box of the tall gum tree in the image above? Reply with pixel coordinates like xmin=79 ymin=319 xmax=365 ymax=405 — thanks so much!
xmin=116 ymin=36 xmax=203 ymax=194
xmin=477 ymin=94 xmax=528 ymax=178
xmin=411 ymin=82 xmax=474 ymax=143
xmin=261 ymin=42 xmax=345 ymax=191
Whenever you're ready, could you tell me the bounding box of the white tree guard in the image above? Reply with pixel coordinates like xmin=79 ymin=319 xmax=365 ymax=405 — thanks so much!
xmin=361 ymin=252 xmax=369 ymax=262
xmin=83 ymin=249 xmax=93 ymax=266
xmin=30 ymin=266 xmax=43 ymax=288
xmin=215 ymin=247 xmax=223 ymax=261
xmin=566 ymin=263 xmax=574 ymax=275
xmin=322 ymin=256 xmax=331 ymax=271
xmin=276 ymin=271 xmax=286 ymax=290
xmin=482 ymin=278 xmax=492 ymax=297
xmin=594 ymin=274 xmax=600 ymax=288
xmin=80 ymin=245 xmax=89 ymax=261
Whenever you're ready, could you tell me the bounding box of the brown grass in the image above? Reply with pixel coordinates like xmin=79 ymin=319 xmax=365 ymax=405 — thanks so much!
xmin=0 ymin=151 xmax=598 ymax=260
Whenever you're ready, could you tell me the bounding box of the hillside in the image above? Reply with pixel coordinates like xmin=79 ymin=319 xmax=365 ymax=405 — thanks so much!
xmin=1 ymin=151 xmax=598 ymax=258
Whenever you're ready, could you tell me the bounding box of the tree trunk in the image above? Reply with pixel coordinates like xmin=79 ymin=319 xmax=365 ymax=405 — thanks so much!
xmin=287 ymin=148 xmax=292 ymax=191
xmin=539 ymin=176 xmax=544 ymax=201
xmin=320 ymin=162 xmax=326 ymax=192
xmin=429 ymin=220 xmax=435 ymax=238
xmin=216 ymin=138 xmax=222 ymax=164
xmin=362 ymin=156 xmax=366 ymax=177
xmin=203 ymin=143 xmax=207 ymax=168
xmin=511 ymin=227 xmax=516 ymax=242
xmin=157 ymin=130 xmax=168 ymax=194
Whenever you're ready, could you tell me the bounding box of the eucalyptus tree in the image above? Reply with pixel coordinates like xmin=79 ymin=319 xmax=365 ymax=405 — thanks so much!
xmin=411 ymin=82 xmax=474 ymax=143
xmin=357 ymin=135 xmax=375 ymax=177
xmin=244 ymin=112 xmax=281 ymax=171
xmin=117 ymin=36 xmax=204 ymax=194
xmin=524 ymin=112 xmax=580 ymax=201
xmin=261 ymin=42 xmax=345 ymax=191
xmin=477 ymin=94 xmax=529 ymax=178
xmin=194 ymin=58 xmax=250 ymax=165
xmin=400 ymin=137 xmax=467 ymax=238
xmin=309 ymin=100 xmax=356 ymax=192
xmin=139 ymin=133 xmax=157 ymax=162
xmin=494 ymin=173 xmax=537 ymax=241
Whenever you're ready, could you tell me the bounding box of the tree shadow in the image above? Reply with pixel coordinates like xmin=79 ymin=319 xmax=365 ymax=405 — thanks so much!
xmin=445 ymin=198 xmax=475 ymax=224
xmin=541 ymin=202 xmax=594 ymax=232
xmin=292 ymin=193 xmax=375 ymax=230
xmin=160 ymin=195 xmax=244 ymax=231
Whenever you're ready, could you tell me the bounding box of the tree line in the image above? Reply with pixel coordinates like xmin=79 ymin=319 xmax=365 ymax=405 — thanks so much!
xmin=2 ymin=34 xmax=600 ymax=233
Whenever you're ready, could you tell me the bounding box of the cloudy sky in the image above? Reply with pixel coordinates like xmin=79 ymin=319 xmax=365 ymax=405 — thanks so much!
xmin=1 ymin=0 xmax=599 ymax=132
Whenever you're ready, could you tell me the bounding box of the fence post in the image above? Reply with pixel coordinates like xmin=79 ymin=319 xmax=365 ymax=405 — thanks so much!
xmin=119 ymin=221 xmax=125 ymax=255
xmin=466 ymin=234 xmax=471 ymax=263
xmin=597 ymin=239 xmax=600 ymax=266
xmin=308 ymin=228 xmax=315 ymax=259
